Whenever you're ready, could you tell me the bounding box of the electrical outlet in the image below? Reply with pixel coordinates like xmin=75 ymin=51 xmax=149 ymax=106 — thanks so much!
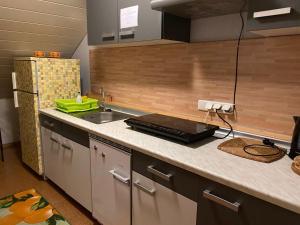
xmin=198 ymin=100 xmax=234 ymax=114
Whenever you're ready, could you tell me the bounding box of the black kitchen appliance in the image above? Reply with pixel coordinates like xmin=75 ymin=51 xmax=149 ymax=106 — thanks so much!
xmin=289 ymin=116 xmax=300 ymax=159
xmin=124 ymin=114 xmax=219 ymax=144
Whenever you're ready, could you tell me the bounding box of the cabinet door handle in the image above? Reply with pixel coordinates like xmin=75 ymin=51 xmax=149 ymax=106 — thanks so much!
xmin=62 ymin=144 xmax=72 ymax=151
xmin=50 ymin=137 xmax=59 ymax=143
xmin=109 ymin=170 xmax=130 ymax=185
xmin=147 ymin=165 xmax=173 ymax=182
xmin=44 ymin=121 xmax=54 ymax=128
xmin=254 ymin=7 xmax=292 ymax=19
xmin=119 ymin=30 xmax=135 ymax=39
xmin=203 ymin=190 xmax=240 ymax=213
xmin=134 ymin=181 xmax=156 ymax=195
xmin=102 ymin=33 xmax=115 ymax=41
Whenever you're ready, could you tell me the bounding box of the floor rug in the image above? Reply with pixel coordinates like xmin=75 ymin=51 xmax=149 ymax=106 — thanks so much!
xmin=0 ymin=189 xmax=70 ymax=225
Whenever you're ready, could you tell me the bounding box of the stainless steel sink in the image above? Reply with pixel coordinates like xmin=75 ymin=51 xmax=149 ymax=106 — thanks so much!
xmin=71 ymin=110 xmax=133 ymax=124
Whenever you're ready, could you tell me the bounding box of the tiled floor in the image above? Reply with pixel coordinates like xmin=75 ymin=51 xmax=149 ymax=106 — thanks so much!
xmin=0 ymin=145 xmax=100 ymax=225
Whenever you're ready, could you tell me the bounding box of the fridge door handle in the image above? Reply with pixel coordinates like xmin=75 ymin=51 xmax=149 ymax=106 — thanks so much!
xmin=13 ymin=91 xmax=19 ymax=108
xmin=12 ymin=72 xmax=17 ymax=90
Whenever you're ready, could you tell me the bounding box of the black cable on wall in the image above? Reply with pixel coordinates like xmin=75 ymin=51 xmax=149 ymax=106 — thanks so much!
xmin=214 ymin=0 xmax=248 ymax=139
xmin=233 ymin=0 xmax=248 ymax=108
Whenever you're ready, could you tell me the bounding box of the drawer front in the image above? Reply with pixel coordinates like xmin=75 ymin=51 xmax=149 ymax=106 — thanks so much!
xmin=132 ymin=171 xmax=197 ymax=225
xmin=62 ymin=122 xmax=89 ymax=148
xmin=197 ymin=176 xmax=300 ymax=225
xmin=40 ymin=114 xmax=89 ymax=148
xmin=132 ymin=150 xmax=199 ymax=202
xmin=248 ymin=0 xmax=300 ymax=31
xmin=40 ymin=114 xmax=62 ymax=133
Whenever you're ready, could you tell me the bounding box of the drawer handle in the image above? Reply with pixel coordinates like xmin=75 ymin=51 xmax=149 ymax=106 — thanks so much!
xmin=44 ymin=121 xmax=54 ymax=128
xmin=102 ymin=33 xmax=115 ymax=41
xmin=254 ymin=7 xmax=292 ymax=19
xmin=119 ymin=30 xmax=135 ymax=39
xmin=50 ymin=137 xmax=59 ymax=143
xmin=109 ymin=170 xmax=130 ymax=185
xmin=203 ymin=190 xmax=240 ymax=213
xmin=147 ymin=165 xmax=173 ymax=182
xmin=62 ymin=144 xmax=72 ymax=151
xmin=134 ymin=181 xmax=156 ymax=195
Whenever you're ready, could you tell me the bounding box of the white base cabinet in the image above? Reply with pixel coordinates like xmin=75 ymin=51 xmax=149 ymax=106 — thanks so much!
xmin=132 ymin=171 xmax=197 ymax=225
xmin=42 ymin=128 xmax=65 ymax=189
xmin=41 ymin=127 xmax=92 ymax=211
xmin=90 ymin=138 xmax=131 ymax=225
xmin=60 ymin=136 xmax=92 ymax=211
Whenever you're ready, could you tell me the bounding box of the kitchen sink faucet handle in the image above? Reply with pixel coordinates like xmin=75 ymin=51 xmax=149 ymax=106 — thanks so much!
xmin=99 ymin=87 xmax=107 ymax=111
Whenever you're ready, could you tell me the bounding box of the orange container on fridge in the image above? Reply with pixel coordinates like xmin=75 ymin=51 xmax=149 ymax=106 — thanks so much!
xmin=34 ymin=51 xmax=46 ymax=57
xmin=49 ymin=51 xmax=61 ymax=58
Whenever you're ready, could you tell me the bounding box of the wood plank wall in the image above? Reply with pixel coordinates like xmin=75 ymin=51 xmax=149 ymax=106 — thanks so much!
xmin=90 ymin=35 xmax=300 ymax=141
xmin=0 ymin=0 xmax=87 ymax=98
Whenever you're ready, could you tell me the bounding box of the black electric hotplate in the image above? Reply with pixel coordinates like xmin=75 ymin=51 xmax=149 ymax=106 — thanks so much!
xmin=124 ymin=114 xmax=219 ymax=144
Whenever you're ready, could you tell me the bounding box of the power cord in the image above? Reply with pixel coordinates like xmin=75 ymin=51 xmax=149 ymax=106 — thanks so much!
xmin=214 ymin=109 xmax=233 ymax=139
xmin=214 ymin=0 xmax=247 ymax=139
xmin=233 ymin=0 xmax=247 ymax=109
xmin=243 ymin=138 xmax=287 ymax=157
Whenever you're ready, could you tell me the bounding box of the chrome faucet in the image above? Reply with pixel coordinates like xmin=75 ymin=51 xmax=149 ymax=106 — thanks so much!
xmin=100 ymin=87 xmax=106 ymax=111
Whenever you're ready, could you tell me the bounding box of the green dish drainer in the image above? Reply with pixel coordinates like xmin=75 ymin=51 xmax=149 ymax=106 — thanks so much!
xmin=55 ymin=98 xmax=99 ymax=113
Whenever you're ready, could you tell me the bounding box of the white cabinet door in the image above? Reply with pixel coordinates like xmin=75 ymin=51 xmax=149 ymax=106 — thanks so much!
xmin=61 ymin=137 xmax=92 ymax=211
xmin=41 ymin=127 xmax=65 ymax=189
xmin=90 ymin=139 xmax=131 ymax=225
xmin=132 ymin=171 xmax=197 ymax=225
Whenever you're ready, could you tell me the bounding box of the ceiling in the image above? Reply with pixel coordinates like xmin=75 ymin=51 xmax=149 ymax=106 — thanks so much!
xmin=0 ymin=0 xmax=87 ymax=98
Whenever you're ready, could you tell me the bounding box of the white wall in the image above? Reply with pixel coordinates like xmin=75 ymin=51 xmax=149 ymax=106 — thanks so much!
xmin=0 ymin=98 xmax=19 ymax=144
xmin=72 ymin=35 xmax=91 ymax=95
xmin=191 ymin=13 xmax=260 ymax=42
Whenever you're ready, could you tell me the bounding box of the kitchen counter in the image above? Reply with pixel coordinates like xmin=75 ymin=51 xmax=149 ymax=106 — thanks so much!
xmin=39 ymin=108 xmax=300 ymax=215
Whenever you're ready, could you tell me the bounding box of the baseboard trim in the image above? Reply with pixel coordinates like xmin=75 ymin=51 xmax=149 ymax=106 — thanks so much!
xmin=3 ymin=141 xmax=21 ymax=149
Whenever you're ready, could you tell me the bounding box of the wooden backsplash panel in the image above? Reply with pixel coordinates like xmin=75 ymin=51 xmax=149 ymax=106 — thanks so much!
xmin=90 ymin=35 xmax=300 ymax=141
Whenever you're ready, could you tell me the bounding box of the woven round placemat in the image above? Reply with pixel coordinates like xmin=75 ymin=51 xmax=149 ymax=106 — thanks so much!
xmin=218 ymin=137 xmax=286 ymax=163
xmin=292 ymin=156 xmax=300 ymax=176
xmin=292 ymin=163 xmax=300 ymax=176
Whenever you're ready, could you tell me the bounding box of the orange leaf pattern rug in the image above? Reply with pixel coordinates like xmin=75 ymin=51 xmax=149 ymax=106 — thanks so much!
xmin=0 ymin=189 xmax=70 ymax=225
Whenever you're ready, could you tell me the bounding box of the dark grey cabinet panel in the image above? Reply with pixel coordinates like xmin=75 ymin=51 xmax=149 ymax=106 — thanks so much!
xmin=247 ymin=0 xmax=300 ymax=32
xmin=40 ymin=114 xmax=89 ymax=148
xmin=132 ymin=150 xmax=199 ymax=202
xmin=87 ymin=0 xmax=118 ymax=45
xmin=132 ymin=149 xmax=300 ymax=225
xmin=87 ymin=0 xmax=190 ymax=45
xmin=118 ymin=0 xmax=162 ymax=43
xmin=197 ymin=175 xmax=300 ymax=225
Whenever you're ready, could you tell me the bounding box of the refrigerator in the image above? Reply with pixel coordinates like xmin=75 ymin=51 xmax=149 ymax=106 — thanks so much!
xmin=12 ymin=57 xmax=81 ymax=175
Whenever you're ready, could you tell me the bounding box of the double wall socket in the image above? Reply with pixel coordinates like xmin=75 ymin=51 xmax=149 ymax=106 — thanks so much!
xmin=198 ymin=100 xmax=234 ymax=114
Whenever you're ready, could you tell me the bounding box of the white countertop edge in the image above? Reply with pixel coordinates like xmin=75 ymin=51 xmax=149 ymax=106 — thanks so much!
xmin=39 ymin=109 xmax=300 ymax=215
